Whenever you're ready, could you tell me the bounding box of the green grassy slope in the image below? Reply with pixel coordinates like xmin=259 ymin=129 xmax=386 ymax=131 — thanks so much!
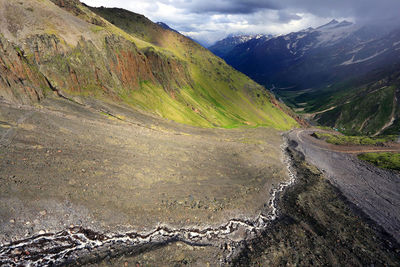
xmin=1 ymin=0 xmax=298 ymax=130
xmin=312 ymin=69 xmax=400 ymax=136
xmin=87 ymin=6 xmax=298 ymax=129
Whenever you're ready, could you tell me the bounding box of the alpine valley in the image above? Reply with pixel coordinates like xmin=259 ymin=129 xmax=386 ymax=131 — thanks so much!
xmin=211 ymin=19 xmax=400 ymax=135
xmin=0 ymin=1 xmax=400 ymax=266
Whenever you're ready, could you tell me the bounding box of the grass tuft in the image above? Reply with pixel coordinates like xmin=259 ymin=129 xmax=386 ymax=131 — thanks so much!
xmin=313 ymin=132 xmax=397 ymax=146
xmin=358 ymin=152 xmax=400 ymax=171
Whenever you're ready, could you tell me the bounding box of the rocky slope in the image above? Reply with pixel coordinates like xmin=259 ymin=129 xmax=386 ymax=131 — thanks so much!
xmin=0 ymin=0 xmax=298 ymax=129
xmin=0 ymin=35 xmax=49 ymax=104
xmin=0 ymin=94 xmax=294 ymax=265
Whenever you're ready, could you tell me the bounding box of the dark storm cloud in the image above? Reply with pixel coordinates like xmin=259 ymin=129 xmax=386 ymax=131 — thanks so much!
xmin=283 ymin=0 xmax=400 ymax=23
xmin=82 ymin=0 xmax=400 ymax=46
xmin=179 ymin=0 xmax=400 ymax=23
xmin=179 ymin=0 xmax=279 ymax=14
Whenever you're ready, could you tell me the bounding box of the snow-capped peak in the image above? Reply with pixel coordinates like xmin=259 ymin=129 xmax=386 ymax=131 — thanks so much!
xmin=313 ymin=20 xmax=357 ymax=47
xmin=317 ymin=19 xmax=340 ymax=30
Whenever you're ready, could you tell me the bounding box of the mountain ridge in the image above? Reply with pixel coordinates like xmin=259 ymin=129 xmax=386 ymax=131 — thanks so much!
xmin=156 ymin=22 xmax=180 ymax=34
xmin=209 ymin=34 xmax=272 ymax=58
xmin=0 ymin=0 xmax=299 ymax=129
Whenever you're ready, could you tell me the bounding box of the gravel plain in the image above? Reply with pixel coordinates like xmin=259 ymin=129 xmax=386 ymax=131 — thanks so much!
xmin=0 ymin=96 xmax=290 ymax=265
xmin=288 ymin=129 xmax=400 ymax=242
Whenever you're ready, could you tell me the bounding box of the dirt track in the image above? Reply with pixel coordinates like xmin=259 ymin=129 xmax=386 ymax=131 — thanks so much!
xmin=297 ymin=129 xmax=400 ymax=154
xmin=288 ymin=129 xmax=400 ymax=242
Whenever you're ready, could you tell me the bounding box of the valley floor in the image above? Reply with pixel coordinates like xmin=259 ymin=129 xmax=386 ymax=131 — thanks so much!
xmin=289 ymin=129 xmax=400 ymax=242
xmin=94 ymin=133 xmax=400 ymax=266
xmin=0 ymin=97 xmax=289 ymax=265
xmin=0 ymin=98 xmax=399 ymax=266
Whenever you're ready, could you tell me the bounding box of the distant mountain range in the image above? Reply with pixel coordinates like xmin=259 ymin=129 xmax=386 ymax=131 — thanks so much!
xmin=208 ymin=34 xmax=272 ymax=58
xmin=212 ymin=19 xmax=400 ymax=91
xmin=210 ymin=20 xmax=400 ymax=135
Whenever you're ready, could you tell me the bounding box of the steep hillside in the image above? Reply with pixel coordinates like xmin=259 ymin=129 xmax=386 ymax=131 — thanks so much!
xmin=314 ymin=68 xmax=400 ymax=136
xmin=0 ymin=0 xmax=298 ymax=129
xmin=156 ymin=22 xmax=180 ymax=34
xmin=0 ymin=35 xmax=50 ymax=104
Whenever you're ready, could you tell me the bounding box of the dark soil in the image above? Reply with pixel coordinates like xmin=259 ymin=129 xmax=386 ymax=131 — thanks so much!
xmin=232 ymin=147 xmax=400 ymax=266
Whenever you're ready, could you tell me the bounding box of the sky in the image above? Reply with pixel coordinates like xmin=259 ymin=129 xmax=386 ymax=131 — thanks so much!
xmin=81 ymin=0 xmax=400 ymax=46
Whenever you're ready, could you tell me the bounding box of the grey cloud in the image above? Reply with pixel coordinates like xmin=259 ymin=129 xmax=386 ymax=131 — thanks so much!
xmin=82 ymin=0 xmax=400 ymax=46
xmin=281 ymin=0 xmax=400 ymax=23
xmin=277 ymin=10 xmax=302 ymax=23
xmin=178 ymin=0 xmax=280 ymax=14
xmin=178 ymin=25 xmax=204 ymax=32
xmin=83 ymin=0 xmax=400 ymax=23
xmin=172 ymin=0 xmax=400 ymax=23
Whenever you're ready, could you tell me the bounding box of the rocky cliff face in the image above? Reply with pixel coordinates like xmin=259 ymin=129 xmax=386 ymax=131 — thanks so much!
xmin=0 ymin=0 xmax=191 ymax=102
xmin=2 ymin=14 xmax=191 ymax=105
xmin=19 ymin=30 xmax=192 ymax=98
xmin=0 ymin=35 xmax=49 ymax=104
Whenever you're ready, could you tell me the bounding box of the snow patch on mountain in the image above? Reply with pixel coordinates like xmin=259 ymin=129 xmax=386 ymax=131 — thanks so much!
xmin=315 ymin=22 xmax=358 ymax=47
xmin=296 ymin=34 xmax=307 ymax=39
xmin=270 ymin=20 xmax=358 ymax=58
xmin=348 ymin=46 xmax=364 ymax=54
xmin=340 ymin=55 xmax=355 ymax=65
xmin=340 ymin=49 xmax=389 ymax=65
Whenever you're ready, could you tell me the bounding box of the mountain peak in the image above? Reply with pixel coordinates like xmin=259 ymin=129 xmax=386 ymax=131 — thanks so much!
xmin=337 ymin=20 xmax=353 ymax=27
xmin=317 ymin=19 xmax=340 ymax=29
xmin=328 ymin=19 xmax=339 ymax=24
